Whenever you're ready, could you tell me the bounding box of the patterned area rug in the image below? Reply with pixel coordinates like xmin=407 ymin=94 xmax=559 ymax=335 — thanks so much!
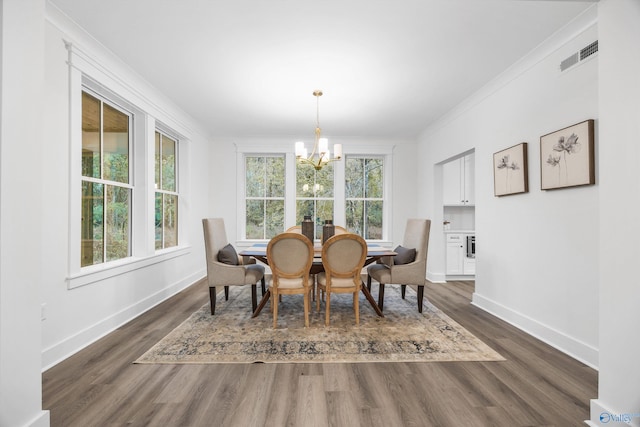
xmin=135 ymin=284 xmax=504 ymax=364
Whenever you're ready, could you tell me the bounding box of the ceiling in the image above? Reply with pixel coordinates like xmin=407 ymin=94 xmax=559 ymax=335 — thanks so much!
xmin=49 ymin=0 xmax=594 ymax=139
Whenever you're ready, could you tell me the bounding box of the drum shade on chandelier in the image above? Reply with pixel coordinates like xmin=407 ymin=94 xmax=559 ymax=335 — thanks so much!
xmin=294 ymin=90 xmax=342 ymax=171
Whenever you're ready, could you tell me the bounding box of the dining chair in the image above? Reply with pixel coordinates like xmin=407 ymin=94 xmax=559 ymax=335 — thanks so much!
xmin=267 ymin=232 xmax=315 ymax=328
xmin=367 ymin=219 xmax=431 ymax=312
xmin=202 ymin=218 xmax=265 ymax=315
xmin=334 ymin=225 xmax=348 ymax=234
xmin=316 ymin=233 xmax=367 ymax=326
xmin=285 ymin=225 xmax=302 ymax=233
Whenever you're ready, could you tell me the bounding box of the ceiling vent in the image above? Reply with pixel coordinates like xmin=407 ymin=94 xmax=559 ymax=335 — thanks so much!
xmin=560 ymin=40 xmax=598 ymax=72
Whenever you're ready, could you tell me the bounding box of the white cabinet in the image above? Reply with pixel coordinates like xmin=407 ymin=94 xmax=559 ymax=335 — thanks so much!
xmin=463 ymin=257 xmax=476 ymax=275
xmin=446 ymin=234 xmax=465 ymax=275
xmin=445 ymin=233 xmax=475 ymax=276
xmin=443 ymin=153 xmax=475 ymax=206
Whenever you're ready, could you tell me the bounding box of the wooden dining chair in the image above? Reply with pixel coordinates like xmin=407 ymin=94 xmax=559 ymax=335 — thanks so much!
xmin=267 ymin=232 xmax=315 ymax=328
xmin=316 ymin=233 xmax=367 ymax=326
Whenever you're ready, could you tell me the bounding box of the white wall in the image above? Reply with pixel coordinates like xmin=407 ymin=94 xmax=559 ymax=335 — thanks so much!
xmin=418 ymin=6 xmax=599 ymax=367
xmin=0 ymin=1 xmax=51 ymax=425
xmin=39 ymin=5 xmax=211 ymax=369
xmin=591 ymin=0 xmax=640 ymax=424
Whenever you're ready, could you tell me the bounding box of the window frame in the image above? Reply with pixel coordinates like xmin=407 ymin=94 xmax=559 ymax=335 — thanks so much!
xmin=80 ymin=88 xmax=134 ymax=266
xmin=154 ymin=129 xmax=180 ymax=250
xmin=345 ymin=154 xmax=386 ymax=240
xmin=244 ymin=153 xmax=287 ymax=240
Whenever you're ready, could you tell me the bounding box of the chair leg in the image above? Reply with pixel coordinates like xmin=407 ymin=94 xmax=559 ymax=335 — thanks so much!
xmin=303 ymin=290 xmax=310 ymax=328
xmin=316 ymin=285 xmax=321 ymax=312
xmin=251 ymin=284 xmax=257 ymax=312
xmin=354 ymin=290 xmax=360 ymax=325
xmin=378 ymin=283 xmax=385 ymax=312
xmin=209 ymin=287 xmax=217 ymax=315
xmin=417 ymin=285 xmax=424 ymax=313
xmin=401 ymin=284 xmax=406 ymax=299
xmin=224 ymin=286 xmax=230 ymax=300
xmin=273 ymin=290 xmax=278 ymax=329
xmin=325 ymin=291 xmax=331 ymax=326
xmin=367 ymin=275 xmax=372 ymax=291
xmin=261 ymin=277 xmax=266 ymax=296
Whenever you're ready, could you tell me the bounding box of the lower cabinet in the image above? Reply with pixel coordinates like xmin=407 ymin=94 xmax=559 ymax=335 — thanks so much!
xmin=463 ymin=256 xmax=476 ymax=275
xmin=446 ymin=233 xmax=475 ymax=276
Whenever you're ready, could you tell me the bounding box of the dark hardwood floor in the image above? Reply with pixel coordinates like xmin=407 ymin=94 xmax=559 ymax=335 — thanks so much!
xmin=43 ymin=280 xmax=597 ymax=426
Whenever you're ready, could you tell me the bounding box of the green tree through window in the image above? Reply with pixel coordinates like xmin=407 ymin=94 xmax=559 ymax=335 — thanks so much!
xmin=81 ymin=91 xmax=132 ymax=266
xmin=245 ymin=155 xmax=285 ymax=239
xmin=345 ymin=157 xmax=383 ymax=239
xmin=296 ymin=162 xmax=334 ymax=239
xmin=155 ymin=131 xmax=178 ymax=250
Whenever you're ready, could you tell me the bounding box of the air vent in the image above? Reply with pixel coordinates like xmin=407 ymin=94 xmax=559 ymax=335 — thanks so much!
xmin=560 ymin=53 xmax=579 ymax=72
xmin=580 ymin=40 xmax=598 ymax=60
xmin=560 ymin=40 xmax=598 ymax=72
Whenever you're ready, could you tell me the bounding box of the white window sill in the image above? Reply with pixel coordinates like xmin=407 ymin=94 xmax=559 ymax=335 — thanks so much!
xmin=67 ymin=245 xmax=192 ymax=289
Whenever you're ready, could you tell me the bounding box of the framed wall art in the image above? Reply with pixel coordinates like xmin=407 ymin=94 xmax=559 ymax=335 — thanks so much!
xmin=540 ymin=119 xmax=595 ymax=190
xmin=493 ymin=142 xmax=528 ymax=196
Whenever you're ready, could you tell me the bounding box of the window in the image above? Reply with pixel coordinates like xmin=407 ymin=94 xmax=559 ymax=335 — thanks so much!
xmin=345 ymin=156 xmax=384 ymax=239
xmin=155 ymin=130 xmax=179 ymax=250
xmin=245 ymin=155 xmax=285 ymax=239
xmin=81 ymin=91 xmax=132 ymax=266
xmin=296 ymin=162 xmax=334 ymax=239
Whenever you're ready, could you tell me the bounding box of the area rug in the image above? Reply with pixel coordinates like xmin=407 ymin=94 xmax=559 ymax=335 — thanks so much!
xmin=135 ymin=284 xmax=504 ymax=364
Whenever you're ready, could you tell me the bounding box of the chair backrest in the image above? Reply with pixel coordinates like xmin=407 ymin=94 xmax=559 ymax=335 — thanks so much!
xmin=334 ymin=225 xmax=348 ymax=235
xmin=321 ymin=233 xmax=367 ymax=280
xmin=286 ymin=225 xmax=302 ymax=233
xmin=267 ymin=232 xmax=314 ymax=281
xmin=202 ymin=218 xmax=230 ymax=264
xmin=402 ymin=218 xmax=431 ymax=263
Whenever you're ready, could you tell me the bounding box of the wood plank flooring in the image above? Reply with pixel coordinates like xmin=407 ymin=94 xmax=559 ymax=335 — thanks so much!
xmin=43 ymin=280 xmax=597 ymax=426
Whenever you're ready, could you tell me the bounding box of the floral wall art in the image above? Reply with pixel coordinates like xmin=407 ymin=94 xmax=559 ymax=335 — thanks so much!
xmin=540 ymin=119 xmax=595 ymax=190
xmin=493 ymin=142 xmax=528 ymax=196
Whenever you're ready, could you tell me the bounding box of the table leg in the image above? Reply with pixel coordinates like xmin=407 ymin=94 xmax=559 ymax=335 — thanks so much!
xmin=252 ymin=289 xmax=271 ymax=318
xmin=361 ymin=284 xmax=384 ymax=317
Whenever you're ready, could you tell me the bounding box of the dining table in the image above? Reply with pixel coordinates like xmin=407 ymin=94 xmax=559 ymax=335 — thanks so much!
xmin=239 ymin=242 xmax=396 ymax=318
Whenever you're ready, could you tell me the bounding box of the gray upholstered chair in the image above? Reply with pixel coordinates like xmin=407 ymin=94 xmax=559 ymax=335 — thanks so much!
xmin=367 ymin=219 xmax=431 ymax=312
xmin=202 ymin=218 xmax=265 ymax=315
xmin=316 ymin=233 xmax=367 ymax=326
xmin=267 ymin=232 xmax=314 ymax=328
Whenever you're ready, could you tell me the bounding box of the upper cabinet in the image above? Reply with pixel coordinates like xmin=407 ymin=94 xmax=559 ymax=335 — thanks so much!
xmin=443 ymin=153 xmax=475 ymax=206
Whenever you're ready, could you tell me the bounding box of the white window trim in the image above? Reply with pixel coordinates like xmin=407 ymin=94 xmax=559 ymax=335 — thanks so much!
xmin=66 ymin=42 xmax=191 ymax=289
xmin=235 ymin=141 xmax=393 ymax=246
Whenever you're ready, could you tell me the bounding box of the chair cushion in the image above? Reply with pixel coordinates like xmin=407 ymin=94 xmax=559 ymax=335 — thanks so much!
xmin=367 ymin=263 xmax=391 ymax=283
xmin=218 ymin=243 xmax=239 ymax=265
xmin=393 ymin=245 xmax=416 ymax=265
xmin=244 ymin=264 xmax=265 ymax=284
xmin=270 ymin=277 xmax=307 ymax=289
xmin=317 ymin=272 xmax=359 ymax=289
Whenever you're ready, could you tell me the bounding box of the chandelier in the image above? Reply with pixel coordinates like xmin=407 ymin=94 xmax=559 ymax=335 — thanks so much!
xmin=294 ymin=90 xmax=342 ymax=170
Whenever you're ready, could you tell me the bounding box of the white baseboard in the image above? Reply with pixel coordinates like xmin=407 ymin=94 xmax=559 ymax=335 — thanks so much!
xmin=426 ymin=270 xmax=447 ymax=283
xmin=42 ymin=271 xmax=205 ymax=370
xmin=26 ymin=410 xmax=50 ymax=427
xmin=472 ymin=292 xmax=598 ymax=369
